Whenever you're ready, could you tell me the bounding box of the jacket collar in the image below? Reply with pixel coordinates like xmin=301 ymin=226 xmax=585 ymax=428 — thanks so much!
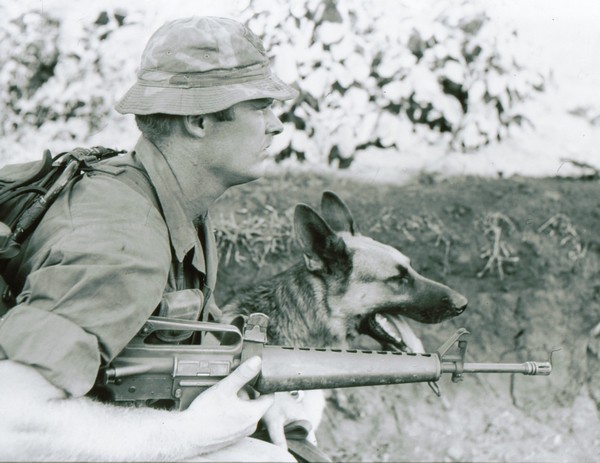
xmin=132 ymin=136 xmax=208 ymax=273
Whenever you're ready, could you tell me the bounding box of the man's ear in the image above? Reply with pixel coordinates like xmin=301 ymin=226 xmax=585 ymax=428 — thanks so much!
xmin=294 ymin=204 xmax=349 ymax=273
xmin=183 ymin=115 xmax=206 ymax=138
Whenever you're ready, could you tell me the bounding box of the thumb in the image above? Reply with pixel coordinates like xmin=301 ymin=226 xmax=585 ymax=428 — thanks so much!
xmin=216 ymin=356 xmax=262 ymax=395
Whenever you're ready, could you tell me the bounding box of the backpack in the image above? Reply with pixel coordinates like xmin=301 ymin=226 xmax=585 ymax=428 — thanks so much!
xmin=0 ymin=146 xmax=125 ymax=313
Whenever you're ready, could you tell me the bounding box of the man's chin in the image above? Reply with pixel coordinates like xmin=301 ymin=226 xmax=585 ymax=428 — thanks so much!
xmin=228 ymin=169 xmax=263 ymax=187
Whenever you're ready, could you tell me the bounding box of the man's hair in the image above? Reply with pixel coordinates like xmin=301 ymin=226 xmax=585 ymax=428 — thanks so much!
xmin=135 ymin=107 xmax=236 ymax=143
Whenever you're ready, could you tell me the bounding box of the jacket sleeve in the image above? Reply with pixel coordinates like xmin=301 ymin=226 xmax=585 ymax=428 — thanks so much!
xmin=0 ymin=175 xmax=171 ymax=397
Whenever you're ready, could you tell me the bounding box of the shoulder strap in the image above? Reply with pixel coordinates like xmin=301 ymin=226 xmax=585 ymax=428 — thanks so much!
xmin=0 ymin=146 xmax=125 ymax=261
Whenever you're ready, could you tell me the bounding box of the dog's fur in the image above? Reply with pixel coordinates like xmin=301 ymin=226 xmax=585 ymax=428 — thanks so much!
xmin=222 ymin=191 xmax=468 ymax=434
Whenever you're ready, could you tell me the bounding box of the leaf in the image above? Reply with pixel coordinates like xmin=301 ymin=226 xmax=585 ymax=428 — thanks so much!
xmin=333 ymin=124 xmax=357 ymax=159
xmin=460 ymin=121 xmax=486 ymax=150
xmin=272 ymin=44 xmax=299 ymax=84
xmin=486 ymin=70 xmax=507 ymax=97
xmin=340 ymin=86 xmax=370 ymax=113
xmin=300 ymin=67 xmax=330 ymax=98
xmin=411 ymin=64 xmax=442 ymax=103
xmin=330 ymin=35 xmax=355 ymax=62
xmin=291 ymin=129 xmax=312 ymax=153
xmin=290 ymin=2 xmax=307 ymax=18
xmin=344 ymin=52 xmax=371 ymax=83
xmin=468 ymin=79 xmax=487 ymax=102
xmin=331 ymin=62 xmax=354 ymax=89
xmin=375 ymin=111 xmax=403 ymax=148
xmin=377 ymin=51 xmax=402 ymax=79
xmin=356 ymin=111 xmax=379 ymax=145
xmin=437 ymin=94 xmax=463 ymax=126
xmin=441 ymin=59 xmax=464 ymax=85
xmin=381 ymin=80 xmax=412 ymax=104
xmin=317 ymin=22 xmax=345 ymax=45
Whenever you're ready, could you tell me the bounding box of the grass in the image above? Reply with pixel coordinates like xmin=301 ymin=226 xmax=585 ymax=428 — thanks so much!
xmin=477 ymin=212 xmax=520 ymax=280
xmin=538 ymin=213 xmax=587 ymax=261
xmin=213 ymin=204 xmax=296 ymax=269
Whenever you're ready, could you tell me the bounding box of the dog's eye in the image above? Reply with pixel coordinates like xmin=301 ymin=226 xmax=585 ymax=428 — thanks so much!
xmin=398 ymin=267 xmax=409 ymax=279
xmin=386 ymin=268 xmax=409 ymax=286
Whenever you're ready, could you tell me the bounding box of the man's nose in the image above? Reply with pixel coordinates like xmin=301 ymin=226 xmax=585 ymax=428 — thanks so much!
xmin=266 ymin=109 xmax=284 ymax=135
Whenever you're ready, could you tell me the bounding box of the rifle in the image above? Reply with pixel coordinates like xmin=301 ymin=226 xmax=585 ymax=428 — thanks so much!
xmin=94 ymin=313 xmax=553 ymax=411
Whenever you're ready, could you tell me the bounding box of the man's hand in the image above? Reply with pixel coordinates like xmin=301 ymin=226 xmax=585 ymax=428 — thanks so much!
xmin=185 ymin=356 xmax=274 ymax=450
xmin=261 ymin=390 xmax=324 ymax=449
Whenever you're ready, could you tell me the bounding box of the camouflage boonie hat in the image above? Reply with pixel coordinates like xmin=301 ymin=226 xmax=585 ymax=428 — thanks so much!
xmin=115 ymin=16 xmax=298 ymax=115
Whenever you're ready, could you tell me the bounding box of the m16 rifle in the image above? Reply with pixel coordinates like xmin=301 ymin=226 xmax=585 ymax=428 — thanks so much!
xmin=94 ymin=313 xmax=553 ymax=411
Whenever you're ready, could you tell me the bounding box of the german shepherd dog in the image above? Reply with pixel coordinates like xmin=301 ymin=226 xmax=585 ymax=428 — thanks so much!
xmin=222 ymin=191 xmax=467 ymax=350
xmin=221 ymin=191 xmax=468 ymax=441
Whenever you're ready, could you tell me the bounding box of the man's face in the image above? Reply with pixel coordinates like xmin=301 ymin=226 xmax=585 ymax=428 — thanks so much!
xmin=204 ymin=98 xmax=284 ymax=185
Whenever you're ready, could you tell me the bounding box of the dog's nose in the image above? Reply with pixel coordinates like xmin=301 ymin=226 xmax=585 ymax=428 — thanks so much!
xmin=442 ymin=293 xmax=469 ymax=315
xmin=441 ymin=293 xmax=468 ymax=315
xmin=453 ymin=294 xmax=468 ymax=314
xmin=455 ymin=302 xmax=467 ymax=314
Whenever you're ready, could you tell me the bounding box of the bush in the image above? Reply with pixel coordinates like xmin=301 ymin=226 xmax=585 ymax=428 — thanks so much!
xmin=0 ymin=1 xmax=545 ymax=166
xmin=0 ymin=8 xmax=133 ymax=148
xmin=241 ymin=0 xmax=545 ymax=165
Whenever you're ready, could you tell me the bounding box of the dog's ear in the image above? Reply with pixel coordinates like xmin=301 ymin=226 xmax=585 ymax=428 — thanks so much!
xmin=321 ymin=191 xmax=359 ymax=235
xmin=295 ymin=204 xmax=350 ymax=273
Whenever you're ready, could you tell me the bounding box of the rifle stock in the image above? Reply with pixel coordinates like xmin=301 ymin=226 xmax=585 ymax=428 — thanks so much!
xmin=94 ymin=314 xmax=552 ymax=410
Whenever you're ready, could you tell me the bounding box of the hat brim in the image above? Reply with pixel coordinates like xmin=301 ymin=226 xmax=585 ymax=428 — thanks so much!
xmin=115 ymin=74 xmax=298 ymax=115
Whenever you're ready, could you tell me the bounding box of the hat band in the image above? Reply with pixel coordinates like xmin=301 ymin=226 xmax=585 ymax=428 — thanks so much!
xmin=138 ymin=62 xmax=272 ymax=89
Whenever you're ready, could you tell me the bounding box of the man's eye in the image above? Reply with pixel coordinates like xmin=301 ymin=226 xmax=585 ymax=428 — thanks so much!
xmin=254 ymin=99 xmax=273 ymax=110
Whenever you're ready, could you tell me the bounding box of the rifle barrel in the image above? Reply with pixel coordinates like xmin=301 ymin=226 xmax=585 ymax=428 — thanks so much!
xmin=442 ymin=361 xmax=552 ymax=375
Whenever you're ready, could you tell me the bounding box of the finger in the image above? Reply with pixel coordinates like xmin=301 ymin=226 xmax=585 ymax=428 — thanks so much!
xmin=249 ymin=393 xmax=274 ymax=415
xmin=266 ymin=419 xmax=288 ymax=450
xmin=215 ymin=356 xmax=262 ymax=395
xmin=240 ymin=384 xmax=260 ymax=400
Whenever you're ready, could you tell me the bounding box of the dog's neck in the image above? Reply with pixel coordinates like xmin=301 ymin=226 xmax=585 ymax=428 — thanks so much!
xmin=222 ymin=263 xmax=348 ymax=348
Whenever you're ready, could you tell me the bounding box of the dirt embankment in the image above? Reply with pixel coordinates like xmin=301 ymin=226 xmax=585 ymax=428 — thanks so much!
xmin=214 ymin=173 xmax=600 ymax=462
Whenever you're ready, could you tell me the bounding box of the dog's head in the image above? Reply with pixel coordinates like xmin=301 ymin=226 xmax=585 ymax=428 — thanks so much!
xmin=294 ymin=191 xmax=467 ymax=348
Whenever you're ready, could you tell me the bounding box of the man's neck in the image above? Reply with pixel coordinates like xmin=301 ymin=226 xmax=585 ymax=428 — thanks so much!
xmin=155 ymin=137 xmax=228 ymax=223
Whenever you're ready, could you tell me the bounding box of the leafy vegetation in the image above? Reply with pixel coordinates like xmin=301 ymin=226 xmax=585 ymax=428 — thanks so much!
xmin=0 ymin=9 xmax=130 ymax=144
xmin=0 ymin=1 xmax=545 ymax=166
xmin=242 ymin=0 xmax=545 ymax=166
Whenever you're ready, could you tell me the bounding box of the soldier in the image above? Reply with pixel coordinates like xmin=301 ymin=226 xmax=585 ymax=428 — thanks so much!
xmin=0 ymin=16 xmax=304 ymax=461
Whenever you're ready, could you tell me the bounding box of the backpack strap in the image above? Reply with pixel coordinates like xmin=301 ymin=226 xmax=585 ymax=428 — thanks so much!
xmin=0 ymin=273 xmax=15 ymax=318
xmin=0 ymin=147 xmax=125 ymax=260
